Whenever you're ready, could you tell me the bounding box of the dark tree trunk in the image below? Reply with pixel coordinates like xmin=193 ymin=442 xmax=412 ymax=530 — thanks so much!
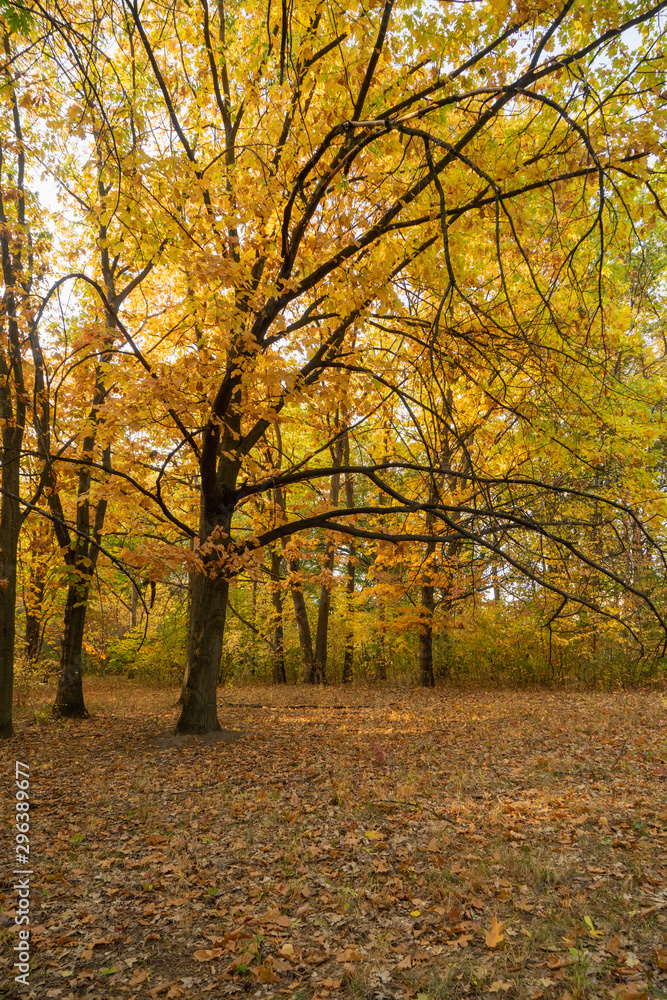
xmin=0 ymin=32 xmax=29 ymax=737
xmin=177 ymin=571 xmax=228 ymax=733
xmin=270 ymin=549 xmax=286 ymax=684
xmin=53 ymin=583 xmax=90 ymax=717
xmin=288 ymin=558 xmax=315 ymax=681
xmin=25 ymin=609 xmax=43 ymax=663
xmin=0 ymin=452 xmax=21 ymax=738
xmin=342 ymin=435 xmax=356 ymax=683
xmin=418 ymin=559 xmax=436 ymax=687
xmin=311 ymin=436 xmax=343 ymax=684
xmin=24 ymin=548 xmax=47 ymax=662
xmin=418 ymin=477 xmax=439 ymax=686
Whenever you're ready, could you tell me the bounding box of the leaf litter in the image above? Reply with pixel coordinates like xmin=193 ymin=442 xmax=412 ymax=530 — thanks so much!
xmin=1 ymin=683 xmax=667 ymax=1000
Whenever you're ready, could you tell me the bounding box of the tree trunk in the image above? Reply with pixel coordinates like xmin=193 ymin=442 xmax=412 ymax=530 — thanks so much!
xmin=311 ymin=436 xmax=343 ymax=684
xmin=287 ymin=558 xmax=315 ymax=681
xmin=342 ymin=541 xmax=355 ymax=684
xmin=53 ymin=583 xmax=90 ymax=717
xmin=0 ymin=454 xmax=21 ymax=738
xmin=342 ymin=430 xmax=355 ymax=684
xmin=270 ymin=549 xmax=286 ymax=684
xmin=131 ymin=580 xmax=138 ymax=628
xmin=24 ymin=564 xmax=46 ymax=662
xmin=177 ymin=571 xmax=228 ymax=733
xmin=418 ymin=549 xmax=436 ymax=687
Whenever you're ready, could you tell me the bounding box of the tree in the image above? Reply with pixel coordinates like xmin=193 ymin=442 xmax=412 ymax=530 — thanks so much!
xmin=15 ymin=0 xmax=667 ymax=733
xmin=0 ymin=21 xmax=51 ymax=736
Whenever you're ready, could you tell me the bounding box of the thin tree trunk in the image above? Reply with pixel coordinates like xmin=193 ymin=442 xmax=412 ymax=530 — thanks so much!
xmin=24 ymin=559 xmax=46 ymax=662
xmin=131 ymin=581 xmax=138 ymax=628
xmin=287 ymin=558 xmax=315 ymax=681
xmin=342 ymin=430 xmax=355 ymax=684
xmin=419 ymin=535 xmax=436 ymax=687
xmin=270 ymin=549 xmax=286 ymax=684
xmin=0 ymin=452 xmax=21 ymax=738
xmin=0 ymin=30 xmax=29 ymax=737
xmin=312 ymin=436 xmax=343 ymax=684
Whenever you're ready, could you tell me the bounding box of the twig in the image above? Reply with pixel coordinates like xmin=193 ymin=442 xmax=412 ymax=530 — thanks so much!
xmin=612 ymin=736 xmax=630 ymax=767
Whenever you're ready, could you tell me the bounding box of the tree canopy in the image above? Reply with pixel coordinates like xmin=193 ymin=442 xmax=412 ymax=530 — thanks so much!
xmin=2 ymin=0 xmax=667 ymax=734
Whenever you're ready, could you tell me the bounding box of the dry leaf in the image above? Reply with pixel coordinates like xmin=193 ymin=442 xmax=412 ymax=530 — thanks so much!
xmin=396 ymin=955 xmax=412 ymax=970
xmin=485 ymin=916 xmax=506 ymax=949
xmin=427 ymin=838 xmax=439 ymax=852
xmin=655 ymin=947 xmax=667 ymax=971
xmin=607 ymin=936 xmax=621 ymax=956
xmin=489 ymin=980 xmax=513 ymax=992
xmin=610 ymin=986 xmax=648 ymax=1000
xmin=321 ymin=978 xmax=343 ymax=989
xmin=128 ymin=969 xmax=148 ymax=986
xmin=253 ymin=965 xmax=279 ymax=984
xmin=193 ymin=948 xmax=225 ymax=962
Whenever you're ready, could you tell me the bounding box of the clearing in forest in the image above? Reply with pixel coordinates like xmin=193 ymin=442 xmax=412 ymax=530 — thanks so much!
xmin=1 ymin=684 xmax=666 ymax=1000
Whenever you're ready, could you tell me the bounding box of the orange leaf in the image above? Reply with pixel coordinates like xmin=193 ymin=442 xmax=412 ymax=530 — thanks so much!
xmin=485 ymin=916 xmax=506 ymax=949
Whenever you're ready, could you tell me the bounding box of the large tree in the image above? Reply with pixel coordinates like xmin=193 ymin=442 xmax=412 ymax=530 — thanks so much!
xmin=16 ymin=0 xmax=667 ymax=732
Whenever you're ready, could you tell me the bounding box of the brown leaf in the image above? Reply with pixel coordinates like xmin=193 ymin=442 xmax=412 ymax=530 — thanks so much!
xmin=253 ymin=965 xmax=279 ymax=984
xmin=321 ymin=978 xmax=343 ymax=989
xmin=128 ymin=969 xmax=148 ymax=986
xmin=193 ymin=948 xmax=225 ymax=961
xmin=485 ymin=916 xmax=506 ymax=949
xmin=655 ymin=947 xmax=667 ymax=971
xmin=610 ymin=986 xmax=648 ymax=1000
xmin=396 ymin=955 xmax=412 ymax=970
xmin=547 ymin=955 xmax=571 ymax=970
xmin=607 ymin=936 xmax=621 ymax=956
xmin=489 ymin=981 xmax=513 ymax=992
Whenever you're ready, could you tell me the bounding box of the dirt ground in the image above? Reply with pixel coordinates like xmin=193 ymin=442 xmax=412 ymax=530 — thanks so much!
xmin=1 ymin=681 xmax=666 ymax=1000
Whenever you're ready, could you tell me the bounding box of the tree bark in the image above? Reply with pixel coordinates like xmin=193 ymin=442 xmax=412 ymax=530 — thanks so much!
xmin=53 ymin=583 xmax=90 ymax=717
xmin=270 ymin=549 xmax=286 ymax=684
xmin=177 ymin=571 xmax=228 ymax=733
xmin=287 ymin=558 xmax=315 ymax=681
xmin=0 ymin=448 xmax=21 ymax=738
xmin=418 ymin=540 xmax=436 ymax=687
xmin=342 ymin=430 xmax=355 ymax=684
xmin=0 ymin=34 xmax=29 ymax=737
xmin=312 ymin=436 xmax=343 ymax=684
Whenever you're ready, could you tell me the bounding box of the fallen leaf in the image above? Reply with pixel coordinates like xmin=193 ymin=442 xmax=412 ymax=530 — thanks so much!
xmin=128 ymin=969 xmax=148 ymax=986
xmin=547 ymin=955 xmax=571 ymax=970
xmin=253 ymin=965 xmax=279 ymax=984
xmin=321 ymin=978 xmax=343 ymax=989
xmin=610 ymin=986 xmax=648 ymax=1000
xmin=607 ymin=936 xmax=621 ymax=956
xmin=193 ymin=948 xmax=225 ymax=962
xmin=489 ymin=980 xmax=513 ymax=992
xmin=485 ymin=916 xmax=506 ymax=949
xmin=396 ymin=956 xmax=412 ymax=970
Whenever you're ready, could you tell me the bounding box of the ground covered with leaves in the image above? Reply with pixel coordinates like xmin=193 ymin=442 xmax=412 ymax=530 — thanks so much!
xmin=1 ymin=683 xmax=667 ymax=1000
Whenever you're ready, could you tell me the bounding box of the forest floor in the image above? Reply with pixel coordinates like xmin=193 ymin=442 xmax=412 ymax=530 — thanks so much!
xmin=1 ymin=682 xmax=667 ymax=1000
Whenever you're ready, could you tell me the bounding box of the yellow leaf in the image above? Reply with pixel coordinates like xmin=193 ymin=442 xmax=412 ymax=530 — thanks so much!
xmin=485 ymin=916 xmax=506 ymax=949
